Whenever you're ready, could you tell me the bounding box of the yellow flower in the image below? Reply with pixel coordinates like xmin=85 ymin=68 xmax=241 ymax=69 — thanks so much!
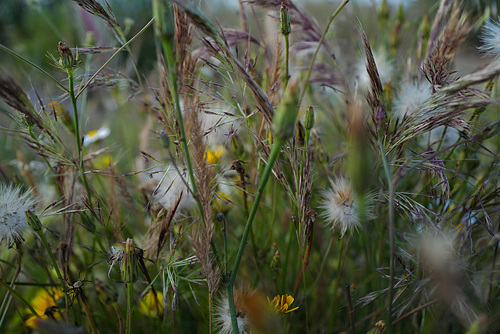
xmin=267 ymin=294 xmax=298 ymax=314
xmin=205 ymin=145 xmax=225 ymax=165
xmin=25 ymin=288 xmax=64 ymax=328
xmin=138 ymin=290 xmax=164 ymax=317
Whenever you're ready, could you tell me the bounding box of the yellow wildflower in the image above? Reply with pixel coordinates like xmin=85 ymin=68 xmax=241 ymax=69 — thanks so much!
xmin=25 ymin=288 xmax=64 ymax=328
xmin=138 ymin=290 xmax=164 ymax=317
xmin=267 ymin=294 xmax=298 ymax=314
xmin=205 ymin=145 xmax=225 ymax=165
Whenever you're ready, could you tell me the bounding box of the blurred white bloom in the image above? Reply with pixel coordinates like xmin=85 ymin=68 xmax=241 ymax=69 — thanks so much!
xmin=357 ymin=51 xmax=394 ymax=89
xmin=150 ymin=167 xmax=195 ymax=212
xmin=478 ymin=16 xmax=500 ymax=60
xmin=393 ymin=81 xmax=460 ymax=147
xmin=320 ymin=177 xmax=374 ymax=236
xmin=0 ymin=184 xmax=36 ymax=246
xmin=83 ymin=127 xmax=110 ymax=146
xmin=392 ymin=81 xmax=432 ymax=120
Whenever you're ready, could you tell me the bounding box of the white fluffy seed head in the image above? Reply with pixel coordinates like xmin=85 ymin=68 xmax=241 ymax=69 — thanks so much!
xmin=478 ymin=16 xmax=500 ymax=60
xmin=392 ymin=81 xmax=432 ymax=120
xmin=320 ymin=178 xmax=373 ymax=236
xmin=213 ymin=293 xmax=250 ymax=334
xmin=0 ymin=184 xmax=36 ymax=246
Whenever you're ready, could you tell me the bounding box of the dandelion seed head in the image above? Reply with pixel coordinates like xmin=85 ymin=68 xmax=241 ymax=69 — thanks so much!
xmin=478 ymin=16 xmax=500 ymax=60
xmin=320 ymin=178 xmax=373 ymax=236
xmin=214 ymin=292 xmax=250 ymax=334
xmin=392 ymin=81 xmax=432 ymax=120
xmin=0 ymin=184 xmax=36 ymax=246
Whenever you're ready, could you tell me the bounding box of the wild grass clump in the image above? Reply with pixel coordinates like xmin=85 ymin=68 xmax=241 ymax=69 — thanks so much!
xmin=1 ymin=0 xmax=500 ymax=333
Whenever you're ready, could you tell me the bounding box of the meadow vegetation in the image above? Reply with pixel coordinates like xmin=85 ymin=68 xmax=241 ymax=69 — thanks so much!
xmin=1 ymin=0 xmax=500 ymax=333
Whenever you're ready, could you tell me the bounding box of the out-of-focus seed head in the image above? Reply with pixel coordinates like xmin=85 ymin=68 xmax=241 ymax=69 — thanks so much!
xmin=272 ymin=76 xmax=300 ymax=142
xmin=153 ymin=0 xmax=175 ymax=44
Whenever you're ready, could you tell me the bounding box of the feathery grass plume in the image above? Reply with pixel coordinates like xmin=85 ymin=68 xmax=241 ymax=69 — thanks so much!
xmin=356 ymin=50 xmax=394 ymax=91
xmin=359 ymin=28 xmax=387 ymax=117
xmin=174 ymin=0 xmax=275 ymax=125
xmin=187 ymin=99 xmax=222 ymax=326
xmin=174 ymin=4 xmax=197 ymax=90
xmin=478 ymin=16 xmax=500 ymax=60
xmin=320 ymin=177 xmax=374 ymax=236
xmin=422 ymin=3 xmax=471 ymax=91
xmin=71 ymin=0 xmax=119 ymax=28
xmin=272 ymin=75 xmax=300 ymax=141
xmin=0 ymin=184 xmax=36 ymax=246
xmin=0 ymin=76 xmax=44 ymax=129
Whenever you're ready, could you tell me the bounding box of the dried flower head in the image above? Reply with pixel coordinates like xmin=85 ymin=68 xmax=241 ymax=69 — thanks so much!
xmin=320 ymin=178 xmax=373 ymax=236
xmin=478 ymin=16 xmax=500 ymax=60
xmin=0 ymin=184 xmax=36 ymax=246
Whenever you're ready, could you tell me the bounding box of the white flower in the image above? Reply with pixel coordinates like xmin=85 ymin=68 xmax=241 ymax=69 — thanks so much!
xmin=214 ymin=293 xmax=250 ymax=334
xmin=478 ymin=16 xmax=500 ymax=60
xmin=0 ymin=184 xmax=36 ymax=246
xmin=320 ymin=178 xmax=373 ymax=236
xmin=83 ymin=127 xmax=110 ymax=146
xmin=392 ymin=81 xmax=432 ymax=120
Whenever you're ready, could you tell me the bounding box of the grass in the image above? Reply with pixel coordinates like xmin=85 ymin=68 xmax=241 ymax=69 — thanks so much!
xmin=1 ymin=0 xmax=500 ymax=333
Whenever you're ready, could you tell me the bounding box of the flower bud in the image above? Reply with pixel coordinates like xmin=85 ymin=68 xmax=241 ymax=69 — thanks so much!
xmin=58 ymin=42 xmax=77 ymax=69
xmin=122 ymin=238 xmax=138 ymax=283
xmin=304 ymin=105 xmax=315 ymax=130
xmin=280 ymin=2 xmax=291 ymax=36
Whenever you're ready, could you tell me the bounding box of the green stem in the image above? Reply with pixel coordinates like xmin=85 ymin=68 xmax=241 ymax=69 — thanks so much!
xmin=329 ymin=235 xmax=346 ymax=331
xmin=0 ymin=280 xmax=39 ymax=318
xmin=160 ymin=40 xmax=198 ymax=199
xmin=67 ymin=69 xmax=92 ymax=204
xmin=0 ymin=243 xmax=23 ymax=326
xmin=284 ymin=34 xmax=290 ymax=88
xmin=378 ymin=138 xmax=395 ymax=333
xmin=67 ymin=70 xmax=81 ymax=163
xmin=126 ymin=282 xmax=134 ymax=334
xmin=25 ymin=211 xmax=67 ymax=294
xmin=281 ymin=218 xmax=294 ymax=291
xmin=309 ymin=237 xmax=333 ymax=292
xmin=227 ymin=137 xmax=286 ymax=334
